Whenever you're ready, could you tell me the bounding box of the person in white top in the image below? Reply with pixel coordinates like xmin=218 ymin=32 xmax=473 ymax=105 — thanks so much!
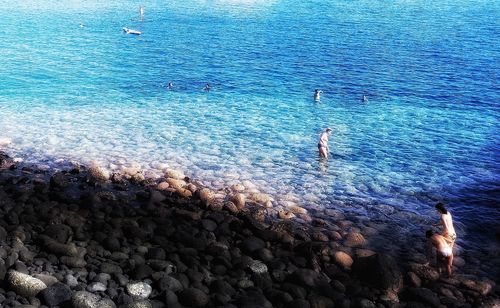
xmin=314 ymin=89 xmax=323 ymax=101
xmin=435 ymin=203 xmax=457 ymax=247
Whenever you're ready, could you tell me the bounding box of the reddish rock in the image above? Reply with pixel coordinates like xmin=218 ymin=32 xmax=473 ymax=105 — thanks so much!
xmin=333 ymin=251 xmax=353 ymax=269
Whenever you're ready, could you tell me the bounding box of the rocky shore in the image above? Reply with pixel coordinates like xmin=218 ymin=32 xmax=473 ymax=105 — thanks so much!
xmin=0 ymin=151 xmax=498 ymax=308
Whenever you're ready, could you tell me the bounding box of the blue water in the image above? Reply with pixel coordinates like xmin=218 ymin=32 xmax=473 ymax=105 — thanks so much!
xmin=1 ymin=0 xmax=499 ymax=276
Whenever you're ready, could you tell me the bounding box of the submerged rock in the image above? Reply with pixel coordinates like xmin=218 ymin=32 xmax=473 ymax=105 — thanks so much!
xmin=165 ymin=169 xmax=185 ymax=180
xmin=344 ymin=231 xmax=367 ymax=247
xmin=249 ymin=192 xmax=273 ymax=207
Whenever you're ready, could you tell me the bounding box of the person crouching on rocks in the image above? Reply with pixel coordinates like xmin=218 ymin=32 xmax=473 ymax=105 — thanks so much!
xmin=425 ymin=230 xmax=453 ymax=276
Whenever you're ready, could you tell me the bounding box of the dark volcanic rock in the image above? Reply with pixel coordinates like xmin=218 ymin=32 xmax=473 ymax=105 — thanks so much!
xmin=43 ymin=224 xmax=73 ymax=243
xmin=241 ymin=236 xmax=266 ymax=253
xmin=39 ymin=282 xmax=72 ymax=306
xmin=103 ymin=237 xmax=121 ymax=252
xmin=405 ymin=287 xmax=441 ymax=307
xmin=353 ymin=253 xmax=402 ymax=293
xmin=179 ymin=287 xmax=210 ymax=307
xmin=0 ymin=152 xmax=14 ymax=169
xmin=50 ymin=172 xmax=70 ymax=188
xmin=288 ymin=268 xmax=320 ymax=288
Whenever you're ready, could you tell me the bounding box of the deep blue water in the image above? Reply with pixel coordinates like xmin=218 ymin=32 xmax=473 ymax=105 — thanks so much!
xmin=0 ymin=0 xmax=499 ymax=276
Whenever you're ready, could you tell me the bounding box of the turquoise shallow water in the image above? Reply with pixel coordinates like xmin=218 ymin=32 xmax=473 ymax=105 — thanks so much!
xmin=0 ymin=0 xmax=499 ymax=276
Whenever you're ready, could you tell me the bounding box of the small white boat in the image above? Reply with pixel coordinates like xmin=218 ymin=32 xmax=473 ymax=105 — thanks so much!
xmin=123 ymin=27 xmax=141 ymax=35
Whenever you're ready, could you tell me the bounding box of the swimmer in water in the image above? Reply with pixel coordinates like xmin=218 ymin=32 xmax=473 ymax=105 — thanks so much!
xmin=361 ymin=94 xmax=368 ymax=102
xmin=435 ymin=203 xmax=457 ymax=248
xmin=167 ymin=81 xmax=173 ymax=89
xmin=203 ymin=83 xmax=211 ymax=92
xmin=317 ymin=128 xmax=332 ymax=159
xmin=139 ymin=6 xmax=145 ymax=21
xmin=314 ymin=89 xmax=323 ymax=101
xmin=425 ymin=230 xmax=454 ymax=276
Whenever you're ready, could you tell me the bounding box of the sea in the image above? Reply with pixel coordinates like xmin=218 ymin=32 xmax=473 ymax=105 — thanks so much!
xmin=0 ymin=0 xmax=499 ymax=279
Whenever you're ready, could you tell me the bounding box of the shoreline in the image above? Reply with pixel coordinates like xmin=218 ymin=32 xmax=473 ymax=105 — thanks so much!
xmin=3 ymin=147 xmax=499 ymax=279
xmin=0 ymin=150 xmax=498 ymax=307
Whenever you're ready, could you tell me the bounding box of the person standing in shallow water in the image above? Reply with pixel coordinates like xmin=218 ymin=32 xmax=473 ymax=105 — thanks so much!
xmin=435 ymin=202 xmax=457 ymax=248
xmin=318 ymin=128 xmax=332 ymax=159
xmin=139 ymin=6 xmax=145 ymax=21
xmin=314 ymin=89 xmax=323 ymax=101
xmin=426 ymin=230 xmax=454 ymax=276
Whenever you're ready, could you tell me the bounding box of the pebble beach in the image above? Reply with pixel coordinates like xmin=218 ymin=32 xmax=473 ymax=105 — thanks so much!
xmin=0 ymin=152 xmax=498 ymax=307
xmin=1 ymin=0 xmax=499 ymax=306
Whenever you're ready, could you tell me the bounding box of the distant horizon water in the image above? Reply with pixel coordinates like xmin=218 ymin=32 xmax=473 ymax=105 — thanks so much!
xmin=0 ymin=0 xmax=499 ymax=279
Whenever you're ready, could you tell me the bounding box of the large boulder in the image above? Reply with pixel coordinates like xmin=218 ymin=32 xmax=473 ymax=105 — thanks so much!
xmin=7 ymin=270 xmax=47 ymax=297
xmin=353 ymin=253 xmax=403 ymax=294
